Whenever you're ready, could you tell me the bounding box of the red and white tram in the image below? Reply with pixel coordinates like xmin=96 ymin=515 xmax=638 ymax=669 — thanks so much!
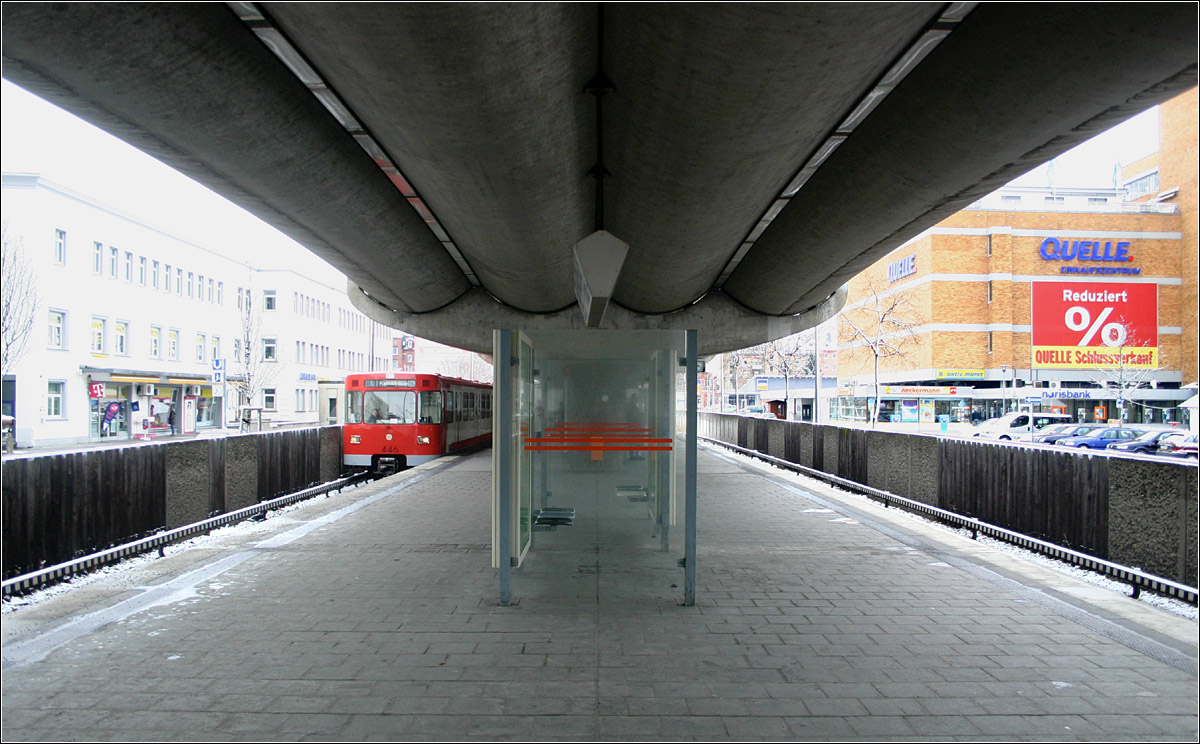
xmin=343 ymin=373 xmax=492 ymax=474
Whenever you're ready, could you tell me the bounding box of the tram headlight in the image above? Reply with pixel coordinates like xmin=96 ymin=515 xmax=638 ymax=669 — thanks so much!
xmin=349 ymin=435 xmax=361 ymax=444
xmin=417 ymin=435 xmax=430 ymax=445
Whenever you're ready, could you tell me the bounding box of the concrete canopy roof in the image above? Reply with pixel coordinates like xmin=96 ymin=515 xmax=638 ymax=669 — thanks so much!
xmin=2 ymin=3 xmax=1196 ymax=354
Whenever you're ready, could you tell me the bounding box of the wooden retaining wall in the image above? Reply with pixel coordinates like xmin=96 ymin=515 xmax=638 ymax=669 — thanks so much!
xmin=2 ymin=427 xmax=342 ymax=579
xmin=700 ymin=413 xmax=1197 ymax=585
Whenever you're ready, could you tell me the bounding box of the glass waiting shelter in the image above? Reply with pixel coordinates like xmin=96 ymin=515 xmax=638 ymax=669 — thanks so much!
xmin=492 ymin=329 xmax=698 ymax=606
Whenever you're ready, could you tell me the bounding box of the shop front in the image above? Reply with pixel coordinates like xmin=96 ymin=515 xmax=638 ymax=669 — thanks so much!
xmin=161 ymin=378 xmax=222 ymax=434
xmin=1036 ymin=388 xmax=1190 ymax=426
xmin=832 ymin=385 xmax=974 ymax=424
xmin=88 ymin=381 xmax=131 ymax=440
xmin=83 ymin=369 xmax=221 ymax=440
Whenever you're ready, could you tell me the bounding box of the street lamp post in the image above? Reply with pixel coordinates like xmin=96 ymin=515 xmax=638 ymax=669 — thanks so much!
xmin=1000 ymin=364 xmax=1009 ymax=414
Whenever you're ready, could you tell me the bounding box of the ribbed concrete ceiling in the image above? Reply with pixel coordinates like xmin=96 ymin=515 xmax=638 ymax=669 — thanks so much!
xmin=2 ymin=3 xmax=1196 ymax=353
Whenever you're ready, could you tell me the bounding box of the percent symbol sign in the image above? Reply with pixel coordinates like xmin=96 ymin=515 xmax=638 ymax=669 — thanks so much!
xmin=1064 ymin=306 xmax=1126 ymax=347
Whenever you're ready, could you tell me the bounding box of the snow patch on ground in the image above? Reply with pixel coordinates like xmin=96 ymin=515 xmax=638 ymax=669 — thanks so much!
xmin=3 ymin=483 xmax=359 ymax=615
xmin=747 ymin=449 xmax=1199 ymax=622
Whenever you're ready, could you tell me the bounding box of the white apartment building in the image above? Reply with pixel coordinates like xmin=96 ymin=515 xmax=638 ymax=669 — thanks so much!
xmin=251 ymin=267 xmax=392 ymax=427
xmin=2 ymin=173 xmax=393 ymax=447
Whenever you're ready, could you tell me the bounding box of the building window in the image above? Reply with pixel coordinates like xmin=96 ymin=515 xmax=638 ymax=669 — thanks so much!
xmin=109 ymin=246 xmax=118 ymax=277
xmin=211 ymin=336 xmax=220 ymax=362
xmin=115 ymin=321 xmax=129 ymax=355
xmin=138 ymin=256 xmax=147 ymax=286
xmin=48 ymin=309 xmax=66 ymax=349
xmin=207 ymin=278 xmax=214 ymax=303
xmin=150 ymin=326 xmax=162 ymax=358
xmin=1044 ymin=196 xmax=1064 ymax=203
xmin=263 ymin=338 xmax=277 ymax=361
xmin=263 ymin=388 xmax=277 ymax=411
xmin=164 ymin=264 xmax=172 ymax=292
xmin=1088 ymin=197 xmax=1108 ymax=205
xmin=1124 ymin=170 xmax=1159 ymax=199
xmin=176 ymin=268 xmax=183 ymax=295
xmin=187 ymin=272 xmax=194 ymax=298
xmin=195 ymin=333 xmax=206 ymax=363
xmin=986 ymin=280 xmax=993 ymax=304
xmin=53 ymin=229 xmax=67 ymax=264
xmin=985 ymin=234 xmax=992 ymax=257
xmin=124 ymin=251 xmax=133 ymax=281
xmin=151 ymin=260 xmax=159 ymax=289
xmin=169 ymin=329 xmax=180 ymax=361
xmin=295 ymin=389 xmax=305 ymax=412
xmin=987 ymin=331 xmax=994 ymax=354
xmin=263 ymin=290 xmax=277 ymax=311
xmin=92 ymin=242 xmax=103 ymax=273
xmin=1000 ymin=195 xmax=1020 ymax=204
xmin=233 ymin=338 xmax=242 ymax=365
xmin=217 ymin=281 xmax=224 ymax=305
xmin=237 ymin=287 xmax=244 ymax=311
xmin=46 ymin=381 xmax=65 ymax=418
xmin=91 ymin=317 xmax=107 ymax=354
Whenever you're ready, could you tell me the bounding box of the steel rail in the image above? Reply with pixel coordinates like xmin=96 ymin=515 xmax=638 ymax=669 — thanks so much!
xmin=2 ymin=472 xmax=373 ymax=597
xmin=702 ymin=436 xmax=1198 ymax=606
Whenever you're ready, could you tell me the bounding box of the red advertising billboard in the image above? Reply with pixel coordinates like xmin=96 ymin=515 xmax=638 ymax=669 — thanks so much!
xmin=1031 ymin=282 xmax=1158 ymax=369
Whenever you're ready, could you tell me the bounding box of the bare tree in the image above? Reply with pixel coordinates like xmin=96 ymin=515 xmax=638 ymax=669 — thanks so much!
xmin=762 ymin=331 xmax=815 ymax=419
xmin=230 ymin=282 xmax=280 ymax=427
xmin=839 ymin=281 xmax=920 ymax=427
xmin=1 ymin=223 xmax=38 ymax=377
xmin=1085 ymin=319 xmax=1157 ymax=422
xmin=724 ymin=344 xmax=766 ymax=411
xmin=436 ymin=351 xmax=493 ymax=382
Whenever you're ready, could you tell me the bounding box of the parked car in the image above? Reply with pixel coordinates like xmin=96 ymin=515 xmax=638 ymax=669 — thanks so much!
xmin=972 ymin=411 xmax=1072 ymax=440
xmin=1028 ymin=423 xmax=1105 ymax=445
xmin=1056 ymin=426 xmax=1145 ymax=449
xmin=1106 ymin=428 xmax=1186 ymax=455
xmin=1011 ymin=423 xmax=1068 ymax=442
xmin=1157 ymin=432 xmax=1198 ymax=459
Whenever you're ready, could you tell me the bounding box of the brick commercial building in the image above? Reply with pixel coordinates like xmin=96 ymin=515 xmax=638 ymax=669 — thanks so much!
xmin=835 ymin=90 xmax=1197 ymax=428
xmin=1119 ymin=87 xmax=1198 ymax=389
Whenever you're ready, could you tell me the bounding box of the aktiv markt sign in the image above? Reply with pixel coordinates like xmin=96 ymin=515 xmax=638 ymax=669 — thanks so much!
xmin=1031 ymin=282 xmax=1158 ymax=369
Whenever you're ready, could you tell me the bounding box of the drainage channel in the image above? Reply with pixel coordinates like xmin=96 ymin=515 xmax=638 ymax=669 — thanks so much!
xmin=1 ymin=461 xmax=468 ymax=671
xmin=2 ymin=472 xmax=376 ymax=597
xmin=701 ymin=436 xmax=1198 ymax=606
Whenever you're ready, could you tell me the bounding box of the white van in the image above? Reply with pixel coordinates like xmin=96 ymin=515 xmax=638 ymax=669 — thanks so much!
xmin=972 ymin=411 xmax=1072 ymax=440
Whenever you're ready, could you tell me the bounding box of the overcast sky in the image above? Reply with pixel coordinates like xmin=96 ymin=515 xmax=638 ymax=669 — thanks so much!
xmin=2 ymin=78 xmax=1161 ymax=270
xmin=1 ymin=80 xmax=338 ymax=278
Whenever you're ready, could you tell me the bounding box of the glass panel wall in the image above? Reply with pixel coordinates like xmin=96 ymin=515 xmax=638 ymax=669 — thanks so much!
xmin=494 ymin=330 xmax=692 ymax=605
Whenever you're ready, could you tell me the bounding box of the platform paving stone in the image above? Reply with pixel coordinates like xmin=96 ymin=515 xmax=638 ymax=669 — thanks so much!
xmin=2 ymin=446 xmax=1197 ymax=741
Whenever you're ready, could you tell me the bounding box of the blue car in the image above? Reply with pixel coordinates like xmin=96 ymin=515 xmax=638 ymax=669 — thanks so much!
xmin=1031 ymin=423 xmax=1105 ymax=445
xmin=1056 ymin=427 xmax=1144 ymax=450
xmin=1106 ymin=429 xmax=1186 ymax=455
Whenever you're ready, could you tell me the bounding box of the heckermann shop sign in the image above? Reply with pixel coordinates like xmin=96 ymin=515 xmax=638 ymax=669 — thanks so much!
xmin=1038 ymin=237 xmax=1140 ymax=275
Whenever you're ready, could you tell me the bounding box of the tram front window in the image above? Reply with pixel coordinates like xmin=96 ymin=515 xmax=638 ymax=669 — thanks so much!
xmin=365 ymin=390 xmax=417 ymax=424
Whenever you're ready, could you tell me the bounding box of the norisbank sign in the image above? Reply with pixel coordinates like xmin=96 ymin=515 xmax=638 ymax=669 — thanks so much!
xmin=1038 ymin=237 xmax=1140 ymax=275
